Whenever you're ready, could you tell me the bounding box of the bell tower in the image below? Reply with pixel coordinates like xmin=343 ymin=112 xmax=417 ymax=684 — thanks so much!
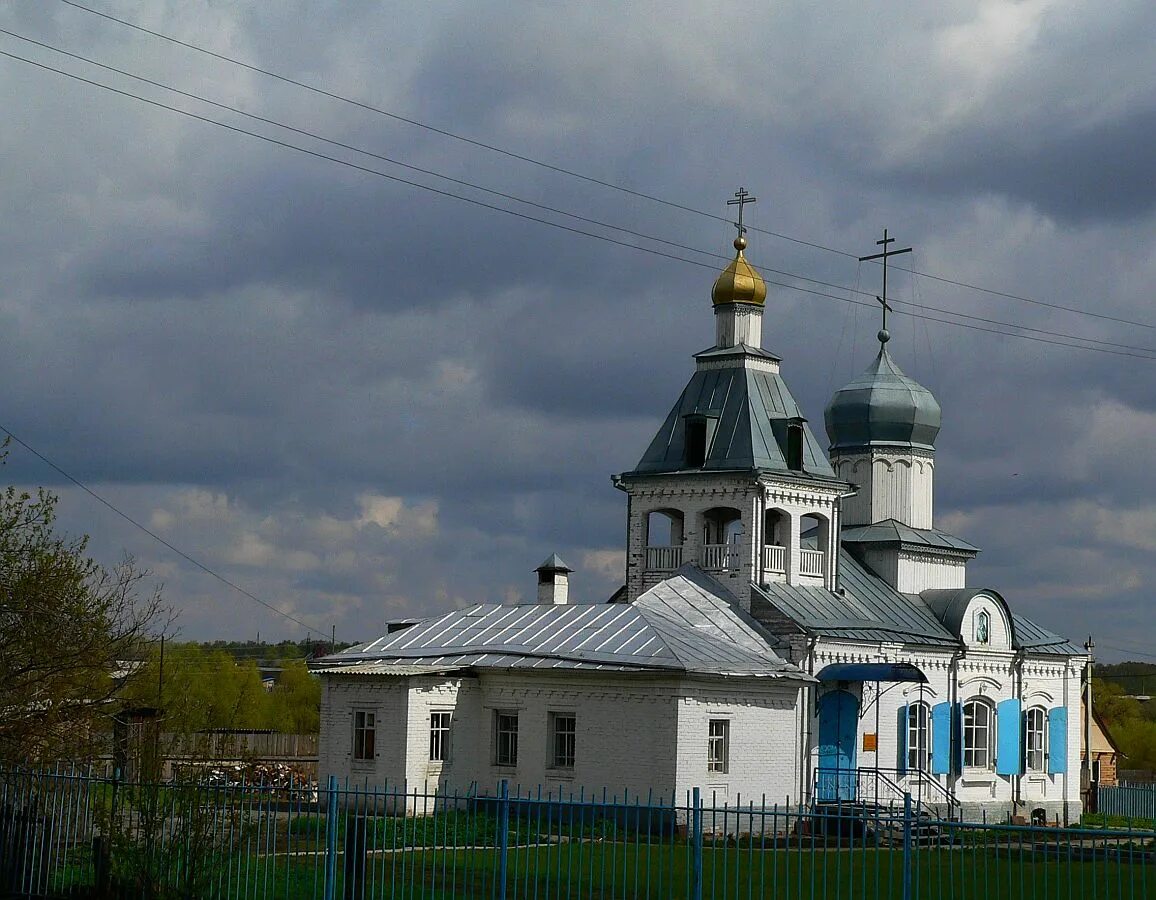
xmin=614 ymin=191 xmax=850 ymax=604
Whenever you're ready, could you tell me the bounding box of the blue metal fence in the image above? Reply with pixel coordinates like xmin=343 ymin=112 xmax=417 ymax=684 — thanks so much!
xmin=1100 ymin=783 xmax=1156 ymax=822
xmin=0 ymin=768 xmax=1153 ymax=899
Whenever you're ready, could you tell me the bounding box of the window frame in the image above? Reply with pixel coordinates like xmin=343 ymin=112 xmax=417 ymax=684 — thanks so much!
xmin=493 ymin=710 xmax=519 ymax=768
xmin=907 ymin=701 xmax=931 ymax=773
xmin=1023 ymin=706 xmax=1047 ymax=773
xmin=975 ymin=610 xmax=991 ymax=645
xmin=549 ymin=711 xmax=577 ymax=770
xmin=707 ymin=719 xmax=730 ymax=775
xmin=962 ymin=699 xmax=994 ymax=771
xmin=352 ymin=709 xmax=376 ymax=763
xmin=429 ymin=710 xmax=452 ymax=763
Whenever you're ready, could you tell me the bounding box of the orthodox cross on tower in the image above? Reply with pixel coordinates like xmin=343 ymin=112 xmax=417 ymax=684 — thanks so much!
xmin=727 ymin=187 xmax=757 ymax=238
xmin=858 ymin=228 xmax=912 ymax=343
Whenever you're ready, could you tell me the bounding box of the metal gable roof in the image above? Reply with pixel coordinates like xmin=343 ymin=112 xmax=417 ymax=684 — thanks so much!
xmin=321 ymin=570 xmax=809 ymax=679
xmin=626 ymin=358 xmax=835 ymax=478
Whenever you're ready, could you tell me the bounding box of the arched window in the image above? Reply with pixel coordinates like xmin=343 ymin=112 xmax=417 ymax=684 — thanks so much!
xmin=1024 ymin=706 xmax=1047 ymax=772
xmin=907 ymin=701 xmax=931 ymax=772
xmin=975 ymin=610 xmax=991 ymax=645
xmin=962 ymin=699 xmax=994 ymax=770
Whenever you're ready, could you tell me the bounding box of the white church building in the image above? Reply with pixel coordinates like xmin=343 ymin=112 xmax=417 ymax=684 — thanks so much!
xmin=316 ymin=216 xmax=1088 ymax=824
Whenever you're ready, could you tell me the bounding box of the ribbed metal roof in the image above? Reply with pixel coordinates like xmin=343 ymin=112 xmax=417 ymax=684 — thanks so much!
xmin=626 ymin=352 xmax=835 ymax=478
xmin=841 ymin=520 xmax=979 ymax=554
xmin=752 ymin=551 xmax=1082 ymax=656
xmin=753 ymin=549 xmax=959 ymax=646
xmin=320 ymin=569 xmax=809 ymax=679
xmin=1011 ymin=614 xmax=1084 ymax=655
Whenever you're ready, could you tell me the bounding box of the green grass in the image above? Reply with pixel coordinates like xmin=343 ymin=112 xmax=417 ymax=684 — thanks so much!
xmin=240 ymin=843 xmax=1156 ymax=900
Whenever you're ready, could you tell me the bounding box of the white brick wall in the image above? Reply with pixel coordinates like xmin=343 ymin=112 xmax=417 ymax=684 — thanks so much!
xmin=319 ymin=669 xmax=805 ymax=811
xmin=673 ymin=679 xmax=804 ymax=807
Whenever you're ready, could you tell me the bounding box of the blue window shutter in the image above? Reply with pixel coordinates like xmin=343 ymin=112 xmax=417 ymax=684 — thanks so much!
xmin=897 ymin=705 xmax=908 ymax=774
xmin=1048 ymin=707 xmax=1068 ymax=775
xmin=931 ymin=702 xmax=950 ymax=775
xmin=996 ymin=698 xmax=1022 ymax=775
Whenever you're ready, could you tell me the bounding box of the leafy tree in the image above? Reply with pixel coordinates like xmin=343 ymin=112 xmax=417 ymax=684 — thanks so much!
xmin=267 ymin=658 xmax=321 ymax=733
xmin=0 ymin=449 xmax=167 ymax=763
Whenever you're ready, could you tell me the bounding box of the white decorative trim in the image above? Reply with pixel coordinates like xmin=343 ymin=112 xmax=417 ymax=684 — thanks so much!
xmin=695 ymin=355 xmax=780 ymax=374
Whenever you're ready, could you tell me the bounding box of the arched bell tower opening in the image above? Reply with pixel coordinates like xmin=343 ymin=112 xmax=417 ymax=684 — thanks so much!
xmin=644 ymin=509 xmax=685 ymax=572
xmin=701 ymin=507 xmax=743 ymax=572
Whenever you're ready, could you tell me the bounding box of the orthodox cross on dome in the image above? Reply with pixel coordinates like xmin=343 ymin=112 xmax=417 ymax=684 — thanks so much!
xmin=727 ymin=187 xmax=757 ymax=238
xmin=859 ymin=228 xmax=912 ymax=345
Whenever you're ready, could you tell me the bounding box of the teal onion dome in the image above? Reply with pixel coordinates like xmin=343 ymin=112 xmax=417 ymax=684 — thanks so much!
xmin=824 ymin=346 xmax=941 ymax=451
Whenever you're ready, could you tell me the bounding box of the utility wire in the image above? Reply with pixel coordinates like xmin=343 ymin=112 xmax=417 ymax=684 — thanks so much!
xmin=3 ymin=45 xmax=1156 ymax=363
xmin=56 ymin=0 xmax=1156 ymax=333
xmin=0 ymin=423 xmax=327 ymax=638
xmin=25 ymin=25 xmax=1156 ymax=356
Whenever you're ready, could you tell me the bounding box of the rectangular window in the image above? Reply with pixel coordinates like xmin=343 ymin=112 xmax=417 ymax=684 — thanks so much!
xmin=1092 ymin=758 xmax=1101 ymax=784
xmin=685 ymin=418 xmax=707 ymax=468
xmin=707 ymin=719 xmax=729 ymax=774
xmin=353 ymin=710 xmax=376 ymax=761
xmin=494 ymin=711 xmax=519 ymax=767
xmin=962 ymin=701 xmax=993 ymax=770
xmin=549 ymin=712 xmax=576 ymax=769
xmin=786 ymin=422 xmax=804 ymax=471
xmin=907 ymin=703 xmax=930 ymax=772
xmin=430 ymin=711 xmax=452 ymax=763
xmin=1024 ymin=707 xmax=1046 ymax=772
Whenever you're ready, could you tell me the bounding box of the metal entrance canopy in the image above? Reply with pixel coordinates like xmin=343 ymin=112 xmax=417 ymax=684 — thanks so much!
xmin=815 ymin=662 xmax=927 ymax=683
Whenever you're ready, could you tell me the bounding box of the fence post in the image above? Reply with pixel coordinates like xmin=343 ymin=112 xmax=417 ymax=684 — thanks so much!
xmin=497 ymin=780 xmax=510 ymax=899
xmin=691 ymin=787 xmax=703 ymax=900
xmin=901 ymin=792 xmax=913 ymax=900
xmin=323 ymin=775 xmax=339 ymax=900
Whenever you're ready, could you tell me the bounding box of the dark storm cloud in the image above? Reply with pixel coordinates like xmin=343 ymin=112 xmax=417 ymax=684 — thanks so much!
xmin=1 ymin=1 xmax=1154 ymax=658
xmin=883 ymin=107 xmax=1156 ymax=224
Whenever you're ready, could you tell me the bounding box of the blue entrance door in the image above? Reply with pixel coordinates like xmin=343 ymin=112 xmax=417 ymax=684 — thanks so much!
xmin=817 ymin=690 xmax=858 ymax=801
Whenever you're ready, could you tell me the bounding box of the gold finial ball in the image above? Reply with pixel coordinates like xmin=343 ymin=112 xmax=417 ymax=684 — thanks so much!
xmin=734 ymin=235 xmax=748 ymax=252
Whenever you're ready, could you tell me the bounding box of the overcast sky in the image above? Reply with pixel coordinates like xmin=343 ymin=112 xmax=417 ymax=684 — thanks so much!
xmin=1 ymin=1 xmax=1153 ymax=661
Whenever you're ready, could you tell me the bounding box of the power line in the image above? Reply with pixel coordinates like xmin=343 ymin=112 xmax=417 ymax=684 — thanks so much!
xmin=1100 ymin=643 xmax=1156 ymax=661
xmin=56 ymin=0 xmax=1156 ymax=333
xmin=26 ymin=26 xmax=1156 ymax=358
xmin=54 ymin=0 xmax=847 ymax=261
xmin=0 ymin=423 xmax=328 ymax=639
xmin=3 ymin=45 xmax=1156 ymax=364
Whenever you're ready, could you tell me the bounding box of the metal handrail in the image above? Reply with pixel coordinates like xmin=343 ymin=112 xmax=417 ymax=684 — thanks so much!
xmin=812 ymin=766 xmax=960 ymax=821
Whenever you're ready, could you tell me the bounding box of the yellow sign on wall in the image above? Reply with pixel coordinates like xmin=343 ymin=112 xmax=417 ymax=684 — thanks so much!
xmin=862 ymin=733 xmax=877 ymax=752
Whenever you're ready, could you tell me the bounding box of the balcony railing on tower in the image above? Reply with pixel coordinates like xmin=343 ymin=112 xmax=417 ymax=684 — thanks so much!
xmin=800 ymin=549 xmax=825 ymax=577
xmin=644 ymin=545 xmax=683 ymax=571
xmin=763 ymin=544 xmax=786 ymax=574
xmin=701 ymin=543 xmax=733 ymax=571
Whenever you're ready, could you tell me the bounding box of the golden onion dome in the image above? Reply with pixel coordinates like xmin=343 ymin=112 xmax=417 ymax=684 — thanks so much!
xmin=711 ymin=235 xmax=767 ymax=306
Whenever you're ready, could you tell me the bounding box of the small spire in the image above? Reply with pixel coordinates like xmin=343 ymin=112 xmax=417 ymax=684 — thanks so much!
xmin=859 ymin=228 xmax=911 ymax=349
